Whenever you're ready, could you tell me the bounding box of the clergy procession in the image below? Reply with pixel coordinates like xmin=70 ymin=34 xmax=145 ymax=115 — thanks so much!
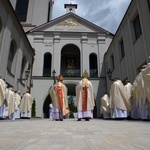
xmin=1 ymin=63 xmax=150 ymax=122
xmin=100 ymin=63 xmax=150 ymax=120
xmin=0 ymin=75 xmax=33 ymax=120
xmin=49 ymin=70 xmax=95 ymax=121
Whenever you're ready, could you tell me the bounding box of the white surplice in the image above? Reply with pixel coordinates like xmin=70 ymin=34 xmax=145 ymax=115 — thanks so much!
xmin=110 ymin=80 xmax=131 ymax=119
xmin=100 ymin=94 xmax=110 ymax=119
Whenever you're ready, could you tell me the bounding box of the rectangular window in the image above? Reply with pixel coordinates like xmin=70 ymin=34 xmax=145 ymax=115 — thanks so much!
xmin=148 ymin=0 xmax=150 ymax=11
xmin=119 ymin=39 xmax=125 ymax=60
xmin=110 ymin=54 xmax=115 ymax=71
xmin=133 ymin=15 xmax=142 ymax=40
xmin=7 ymin=60 xmax=12 ymax=71
xmin=15 ymin=0 xmax=29 ymax=22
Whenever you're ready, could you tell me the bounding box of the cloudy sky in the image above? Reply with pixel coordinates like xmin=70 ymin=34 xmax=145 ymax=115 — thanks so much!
xmin=52 ymin=0 xmax=131 ymax=34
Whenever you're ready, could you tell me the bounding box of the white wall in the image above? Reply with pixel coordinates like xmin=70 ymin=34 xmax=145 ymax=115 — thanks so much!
xmin=0 ymin=1 xmax=34 ymax=95
xmin=105 ymin=0 xmax=150 ymax=93
xmin=29 ymin=30 xmax=112 ymax=117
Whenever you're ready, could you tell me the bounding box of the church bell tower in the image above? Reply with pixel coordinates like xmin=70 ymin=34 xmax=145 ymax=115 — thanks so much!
xmin=10 ymin=0 xmax=54 ymax=32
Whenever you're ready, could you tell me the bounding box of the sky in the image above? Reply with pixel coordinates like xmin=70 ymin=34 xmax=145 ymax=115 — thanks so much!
xmin=52 ymin=0 xmax=131 ymax=34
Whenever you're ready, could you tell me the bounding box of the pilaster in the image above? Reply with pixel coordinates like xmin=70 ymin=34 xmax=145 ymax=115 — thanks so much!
xmin=81 ymin=34 xmax=89 ymax=76
xmin=53 ymin=33 xmax=60 ymax=76
xmin=97 ymin=34 xmax=106 ymax=76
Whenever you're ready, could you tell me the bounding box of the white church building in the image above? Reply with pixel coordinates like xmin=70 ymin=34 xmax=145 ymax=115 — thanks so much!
xmin=27 ymin=4 xmax=113 ymax=118
xmin=3 ymin=0 xmax=150 ymax=118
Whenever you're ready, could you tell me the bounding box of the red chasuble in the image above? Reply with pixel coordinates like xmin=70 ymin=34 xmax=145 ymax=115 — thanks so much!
xmin=55 ymin=85 xmax=63 ymax=113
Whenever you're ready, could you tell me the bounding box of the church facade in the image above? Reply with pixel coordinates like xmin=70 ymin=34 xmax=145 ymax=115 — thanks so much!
xmin=27 ymin=4 xmax=113 ymax=118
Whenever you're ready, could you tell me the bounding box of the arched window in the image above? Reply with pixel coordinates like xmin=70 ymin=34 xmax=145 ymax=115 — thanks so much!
xmin=89 ymin=53 xmax=98 ymax=77
xmin=7 ymin=40 xmax=17 ymax=72
xmin=20 ymin=56 xmax=26 ymax=79
xmin=43 ymin=53 xmax=52 ymax=77
xmin=28 ymin=63 xmax=31 ymax=70
xmin=61 ymin=44 xmax=80 ymax=77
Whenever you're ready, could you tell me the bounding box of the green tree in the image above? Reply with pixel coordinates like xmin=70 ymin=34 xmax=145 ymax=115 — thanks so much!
xmin=68 ymin=96 xmax=77 ymax=118
xmin=32 ymin=99 xmax=36 ymax=117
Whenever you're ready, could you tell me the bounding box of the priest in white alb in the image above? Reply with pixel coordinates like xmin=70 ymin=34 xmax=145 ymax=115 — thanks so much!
xmin=131 ymin=73 xmax=143 ymax=119
xmin=7 ymin=87 xmax=16 ymax=120
xmin=131 ymin=65 xmax=150 ymax=120
xmin=109 ymin=78 xmax=132 ymax=119
xmin=0 ymin=76 xmax=7 ymax=119
xmin=100 ymin=93 xmax=111 ymax=119
xmin=14 ymin=91 xmax=21 ymax=119
xmin=50 ymin=75 xmax=70 ymax=121
xmin=75 ymin=70 xmax=95 ymax=121
xmin=20 ymin=91 xmax=33 ymax=119
xmin=140 ymin=63 xmax=150 ymax=120
xmin=124 ymin=80 xmax=133 ymax=119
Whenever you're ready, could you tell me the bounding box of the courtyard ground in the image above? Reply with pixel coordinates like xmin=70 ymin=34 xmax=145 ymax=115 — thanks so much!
xmin=0 ymin=118 xmax=150 ymax=150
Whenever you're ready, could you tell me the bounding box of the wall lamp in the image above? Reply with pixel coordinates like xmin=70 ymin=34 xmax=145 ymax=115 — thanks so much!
xmin=18 ymin=69 xmax=30 ymax=82
xmin=107 ymin=69 xmax=114 ymax=81
xmin=52 ymin=69 xmax=56 ymax=85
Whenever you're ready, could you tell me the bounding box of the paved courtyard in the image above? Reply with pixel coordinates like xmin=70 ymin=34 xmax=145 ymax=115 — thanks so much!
xmin=0 ymin=118 xmax=150 ymax=150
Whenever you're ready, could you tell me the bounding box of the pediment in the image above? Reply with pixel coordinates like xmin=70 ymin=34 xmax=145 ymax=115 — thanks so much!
xmin=44 ymin=18 xmax=96 ymax=33
xmin=28 ymin=13 xmax=111 ymax=34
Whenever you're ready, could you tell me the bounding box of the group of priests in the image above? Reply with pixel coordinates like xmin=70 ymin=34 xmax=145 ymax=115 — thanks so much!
xmin=101 ymin=63 xmax=150 ymax=120
xmin=0 ymin=76 xmax=33 ymax=120
xmin=50 ymin=70 xmax=95 ymax=121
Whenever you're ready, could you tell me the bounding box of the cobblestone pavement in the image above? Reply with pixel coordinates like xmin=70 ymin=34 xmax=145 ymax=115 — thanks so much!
xmin=0 ymin=118 xmax=150 ymax=150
